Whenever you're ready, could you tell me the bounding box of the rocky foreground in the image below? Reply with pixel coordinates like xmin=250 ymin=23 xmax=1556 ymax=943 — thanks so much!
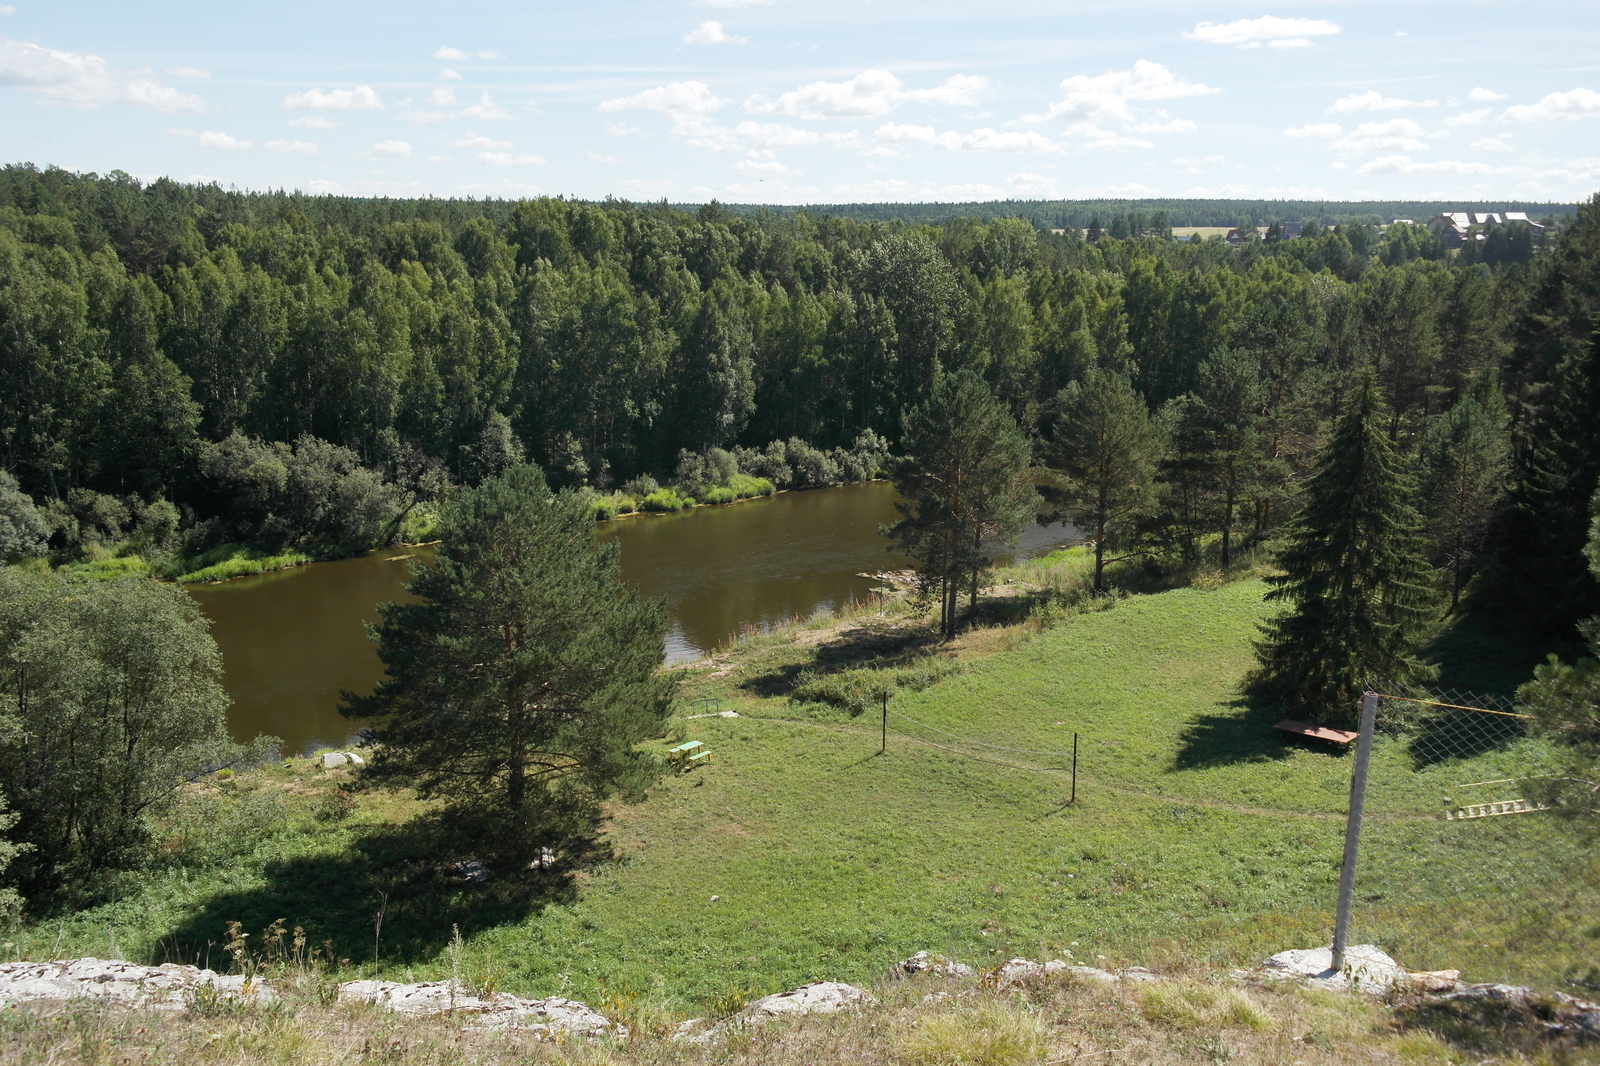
xmin=1 ymin=946 xmax=1595 ymax=1049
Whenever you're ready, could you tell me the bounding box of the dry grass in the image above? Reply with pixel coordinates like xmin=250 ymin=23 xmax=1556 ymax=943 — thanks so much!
xmin=4 ymin=965 xmax=1595 ymax=1066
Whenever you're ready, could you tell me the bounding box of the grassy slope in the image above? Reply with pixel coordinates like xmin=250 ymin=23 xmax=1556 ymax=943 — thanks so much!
xmin=18 ymin=580 xmax=1596 ymax=1013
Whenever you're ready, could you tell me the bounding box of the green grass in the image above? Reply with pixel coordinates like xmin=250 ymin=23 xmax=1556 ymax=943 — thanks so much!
xmin=17 ymin=579 xmax=1594 ymax=1014
xmin=168 ymin=544 xmax=314 ymax=583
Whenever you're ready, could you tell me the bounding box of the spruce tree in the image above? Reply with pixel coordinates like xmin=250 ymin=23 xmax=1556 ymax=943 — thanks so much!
xmin=1496 ymin=331 xmax=1600 ymax=634
xmin=1417 ymin=374 xmax=1510 ymax=609
xmin=342 ymin=464 xmax=673 ymax=872
xmin=1251 ymin=374 xmax=1438 ymax=723
xmin=1516 ymin=485 xmax=1600 ymax=835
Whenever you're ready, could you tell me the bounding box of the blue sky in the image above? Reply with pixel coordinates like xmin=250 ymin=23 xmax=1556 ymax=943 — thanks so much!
xmin=1 ymin=0 xmax=1597 ymax=204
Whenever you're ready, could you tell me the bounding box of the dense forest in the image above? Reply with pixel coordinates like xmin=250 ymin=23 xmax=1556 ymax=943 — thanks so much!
xmin=0 ymin=164 xmax=1596 ymax=641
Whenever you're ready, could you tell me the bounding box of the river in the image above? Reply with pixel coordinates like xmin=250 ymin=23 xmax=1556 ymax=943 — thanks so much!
xmin=187 ymin=480 xmax=1076 ymax=755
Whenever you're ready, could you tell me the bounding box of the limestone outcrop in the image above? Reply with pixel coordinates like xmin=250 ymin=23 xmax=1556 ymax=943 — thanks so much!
xmin=337 ymin=979 xmax=617 ymax=1037
xmin=0 ymin=958 xmax=272 ymax=1009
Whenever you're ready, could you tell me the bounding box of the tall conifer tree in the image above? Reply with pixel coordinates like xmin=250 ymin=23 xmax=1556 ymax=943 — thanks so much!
xmin=342 ymin=464 xmax=673 ymax=871
xmin=1251 ymin=374 xmax=1438 ymax=722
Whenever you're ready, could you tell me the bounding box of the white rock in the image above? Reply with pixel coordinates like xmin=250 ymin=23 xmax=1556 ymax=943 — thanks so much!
xmin=897 ymin=951 xmax=974 ymax=978
xmin=0 ymin=959 xmax=273 ymax=1010
xmin=321 ymin=752 xmax=349 ymax=769
xmin=745 ymin=981 xmax=875 ymax=1018
xmin=1118 ymin=966 xmax=1163 ymax=983
xmin=344 ymin=752 xmax=365 ymax=767
xmin=1259 ymin=945 xmax=1409 ymax=994
xmin=337 ymin=979 xmax=615 ymax=1037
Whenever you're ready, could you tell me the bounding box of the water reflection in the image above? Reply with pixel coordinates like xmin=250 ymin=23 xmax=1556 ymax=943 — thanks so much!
xmin=190 ymin=481 xmax=1076 ymax=755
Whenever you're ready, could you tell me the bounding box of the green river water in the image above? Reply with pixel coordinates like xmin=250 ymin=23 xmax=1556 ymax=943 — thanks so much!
xmin=187 ymin=481 xmax=1075 ymax=755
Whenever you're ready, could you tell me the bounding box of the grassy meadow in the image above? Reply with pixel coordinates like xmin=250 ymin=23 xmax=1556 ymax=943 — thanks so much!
xmin=14 ymin=572 xmax=1596 ymax=1018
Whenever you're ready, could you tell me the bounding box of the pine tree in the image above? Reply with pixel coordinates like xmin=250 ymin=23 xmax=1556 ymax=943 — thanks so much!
xmin=342 ymin=464 xmax=673 ymax=872
xmin=1045 ymin=369 xmax=1165 ymax=592
xmin=886 ymin=370 xmax=1036 ymax=639
xmin=1251 ymin=374 xmax=1439 ymax=723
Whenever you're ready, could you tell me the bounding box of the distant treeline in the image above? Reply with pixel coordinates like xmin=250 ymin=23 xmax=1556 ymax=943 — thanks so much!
xmin=695 ymin=198 xmax=1581 ymax=230
xmin=0 ymin=165 xmax=1597 ymax=639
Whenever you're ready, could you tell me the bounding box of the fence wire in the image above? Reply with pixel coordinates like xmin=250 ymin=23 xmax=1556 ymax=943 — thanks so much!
xmin=1346 ymin=683 xmax=1597 ymax=995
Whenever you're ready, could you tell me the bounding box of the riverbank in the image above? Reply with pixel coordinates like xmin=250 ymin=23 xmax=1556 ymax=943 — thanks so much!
xmin=16 ymin=546 xmax=1591 ymax=1033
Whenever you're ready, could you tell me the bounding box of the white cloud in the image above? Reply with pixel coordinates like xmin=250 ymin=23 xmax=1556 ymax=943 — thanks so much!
xmin=1468 ymin=87 xmax=1507 ymax=102
xmin=1470 ymin=137 xmax=1514 ymax=152
xmin=401 ymin=90 xmax=513 ymax=124
xmin=196 ymin=130 xmax=250 ymax=150
xmin=449 ymin=133 xmax=512 ymax=149
xmin=734 ymin=159 xmax=799 ymax=176
xmin=1029 ymin=60 xmax=1217 ymax=124
xmin=289 ymin=115 xmax=339 ymax=129
xmin=0 ymin=37 xmax=207 ymax=111
xmin=587 ymin=151 xmax=621 ymax=164
xmin=284 ymin=85 xmax=382 ymax=111
xmin=307 ymin=179 xmax=341 ymax=192
xmin=1130 ymin=117 xmax=1196 ymax=134
xmin=693 ymin=0 xmax=772 ymax=6
xmin=360 ymin=139 xmax=412 ymax=159
xmin=1285 ymin=122 xmax=1341 ymax=137
xmin=435 ymin=46 xmax=469 ymax=61
xmin=1332 ymin=118 xmax=1428 ymax=153
xmin=1444 ymin=108 xmax=1490 ymax=127
xmin=607 ymin=122 xmax=643 ymax=137
xmin=1329 ymin=90 xmax=1433 ymax=113
xmin=684 ymin=20 xmax=746 ymax=45
xmin=1502 ymin=88 xmax=1600 ymax=122
xmin=262 ymin=138 xmax=319 ymax=155
xmin=600 ymin=80 xmax=728 ymax=133
xmin=871 ymin=122 xmax=1060 ymax=153
xmin=166 ymin=66 xmax=210 ymax=79
xmin=438 ymin=68 xmax=462 ymax=81
xmin=747 ymin=69 xmax=988 ymax=119
xmin=1355 ymin=155 xmax=1504 ymax=175
xmin=1008 ymin=171 xmax=1059 ymax=197
xmin=1184 ymin=15 xmax=1339 ymax=48
xmin=477 ymin=151 xmax=545 ymax=166
xmin=829 ymin=178 xmax=1006 ymax=201
xmin=0 ymin=6 xmax=15 ymax=15
xmin=426 ymin=154 xmax=452 ymax=163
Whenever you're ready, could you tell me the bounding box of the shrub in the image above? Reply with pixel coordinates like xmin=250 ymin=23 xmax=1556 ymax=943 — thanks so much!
xmin=0 ymin=471 xmax=48 ymax=560
xmin=785 ymin=437 xmax=841 ymax=489
xmin=622 ymin=475 xmax=658 ymax=498
xmin=614 ymin=496 xmax=637 ymax=515
xmin=703 ymin=486 xmax=737 ymax=505
xmin=641 ymin=488 xmax=690 ymax=513
xmin=726 ymin=473 xmax=775 ymax=498
xmin=588 ymin=497 xmax=619 ymax=521
xmin=789 ymin=661 xmax=960 ymax=715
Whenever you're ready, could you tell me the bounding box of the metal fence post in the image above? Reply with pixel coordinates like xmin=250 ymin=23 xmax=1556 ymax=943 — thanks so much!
xmin=1332 ymin=690 xmax=1379 ymax=972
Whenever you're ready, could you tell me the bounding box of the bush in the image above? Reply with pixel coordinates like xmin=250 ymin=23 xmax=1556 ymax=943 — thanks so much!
xmin=588 ymin=496 xmax=619 ymax=521
xmin=614 ymin=496 xmax=637 ymax=515
xmin=621 ymin=475 xmax=658 ymax=498
xmin=785 ymin=437 xmax=841 ymax=489
xmin=0 ymin=471 xmax=48 ymax=561
xmin=703 ymin=486 xmax=737 ymax=505
xmin=641 ymin=488 xmax=691 ymax=513
xmin=789 ymin=661 xmax=961 ymax=715
xmin=726 ymin=473 xmax=776 ymax=498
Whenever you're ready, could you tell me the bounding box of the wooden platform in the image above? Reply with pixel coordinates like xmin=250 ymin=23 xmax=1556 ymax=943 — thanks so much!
xmin=1274 ymin=719 xmax=1360 ymax=745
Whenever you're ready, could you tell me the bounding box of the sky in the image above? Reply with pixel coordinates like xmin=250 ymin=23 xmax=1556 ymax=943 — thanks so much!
xmin=1 ymin=0 xmax=1597 ymax=205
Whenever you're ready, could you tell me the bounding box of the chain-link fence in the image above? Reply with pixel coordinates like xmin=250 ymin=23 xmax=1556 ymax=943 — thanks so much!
xmin=1339 ymin=684 xmax=1597 ymax=994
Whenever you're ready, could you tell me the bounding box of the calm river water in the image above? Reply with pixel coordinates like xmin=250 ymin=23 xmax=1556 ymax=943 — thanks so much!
xmin=188 ymin=480 xmax=1076 ymax=755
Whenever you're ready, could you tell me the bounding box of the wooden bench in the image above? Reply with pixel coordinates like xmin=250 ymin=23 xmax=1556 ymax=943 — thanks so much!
xmin=666 ymin=740 xmax=703 ymax=767
xmin=1273 ymin=719 xmax=1359 ymax=745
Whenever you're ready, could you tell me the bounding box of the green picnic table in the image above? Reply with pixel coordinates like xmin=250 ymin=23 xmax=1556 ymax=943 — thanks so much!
xmin=667 ymin=740 xmax=710 ymax=770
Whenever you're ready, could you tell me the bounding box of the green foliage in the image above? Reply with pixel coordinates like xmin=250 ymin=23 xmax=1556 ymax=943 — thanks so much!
xmin=702 ymin=486 xmax=736 ymax=505
xmin=1252 ymin=375 xmax=1439 ymax=722
xmin=789 ymin=661 xmax=961 ymax=716
xmin=1515 ymin=485 xmax=1600 ymax=835
xmin=724 ymin=473 xmax=775 ymax=499
xmin=1045 ymin=368 xmax=1166 ymax=591
xmin=888 ymin=370 xmax=1037 ymax=638
xmin=641 ymin=487 xmax=693 ymax=513
xmin=169 ymin=544 xmax=312 ymax=583
xmin=1417 ymin=377 xmax=1510 ymax=607
xmin=341 ymin=465 xmax=674 ymax=871
xmin=0 ymin=471 xmax=48 ymax=560
xmin=0 ymin=568 xmax=255 ymax=895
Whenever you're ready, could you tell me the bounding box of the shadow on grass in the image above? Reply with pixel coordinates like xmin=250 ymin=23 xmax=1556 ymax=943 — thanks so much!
xmin=1403 ymin=708 xmax=1528 ymax=768
xmin=160 ymin=812 xmax=575 ymax=971
xmin=739 ymin=619 xmax=943 ymax=698
xmin=1423 ymin=612 xmax=1564 ymax=697
xmin=1171 ymin=694 xmax=1326 ymax=770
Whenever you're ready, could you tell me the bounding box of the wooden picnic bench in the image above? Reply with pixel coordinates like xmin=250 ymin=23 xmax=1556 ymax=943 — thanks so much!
xmin=1273 ymin=719 xmax=1359 ymax=745
xmin=667 ymin=740 xmax=711 ymax=771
